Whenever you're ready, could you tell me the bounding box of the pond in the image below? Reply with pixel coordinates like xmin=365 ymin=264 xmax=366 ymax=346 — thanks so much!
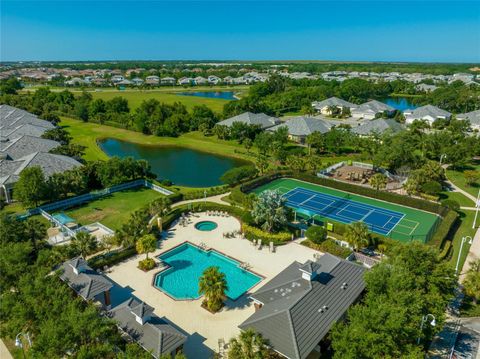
xmin=382 ymin=97 xmax=418 ymax=111
xmin=98 ymin=138 xmax=249 ymax=187
xmin=176 ymin=91 xmax=237 ymax=100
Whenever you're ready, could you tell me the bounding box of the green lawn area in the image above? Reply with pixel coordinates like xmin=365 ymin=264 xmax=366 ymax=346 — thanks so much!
xmin=448 ymin=208 xmax=476 ymax=271
xmin=439 ymin=190 xmax=476 ymax=208
xmin=446 ymin=160 xmax=480 ymax=199
xmin=59 ymin=116 xmax=257 ymax=162
xmin=61 ymin=187 xmax=163 ymax=231
xmin=253 ymin=178 xmax=440 ymax=243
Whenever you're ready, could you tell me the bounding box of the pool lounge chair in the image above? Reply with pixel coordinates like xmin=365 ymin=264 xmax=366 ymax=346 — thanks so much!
xmin=269 ymin=241 xmax=275 ymax=253
xmin=257 ymin=239 xmax=262 ymax=250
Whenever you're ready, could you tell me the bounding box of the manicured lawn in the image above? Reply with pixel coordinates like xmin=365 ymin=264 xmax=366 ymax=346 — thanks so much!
xmin=448 ymin=209 xmax=476 ymax=271
xmin=439 ymin=191 xmax=476 ymax=208
xmin=59 ymin=116 xmax=257 ymax=162
xmin=62 ymin=187 xmax=164 ymax=230
xmin=0 ymin=202 xmax=26 ymax=216
xmin=447 ymin=160 xmax=480 ymax=199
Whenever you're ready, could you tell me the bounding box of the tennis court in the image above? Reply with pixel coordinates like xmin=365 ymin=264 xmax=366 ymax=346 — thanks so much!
xmin=252 ymin=178 xmax=440 ymax=242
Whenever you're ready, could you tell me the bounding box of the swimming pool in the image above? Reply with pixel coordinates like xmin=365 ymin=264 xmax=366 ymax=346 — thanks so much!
xmin=154 ymin=243 xmax=261 ymax=300
xmin=194 ymin=221 xmax=218 ymax=231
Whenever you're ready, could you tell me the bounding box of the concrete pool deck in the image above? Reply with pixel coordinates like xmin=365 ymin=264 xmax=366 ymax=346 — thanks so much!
xmin=105 ymin=212 xmax=321 ymax=358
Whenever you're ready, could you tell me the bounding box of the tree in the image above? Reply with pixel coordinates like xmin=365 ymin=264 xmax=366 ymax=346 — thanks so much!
xmin=227 ymin=328 xmax=270 ymax=359
xmin=305 ymin=225 xmax=327 ymax=244
xmin=421 ymin=181 xmax=442 ymax=196
xmin=221 ymin=166 xmax=257 ymax=185
xmin=464 ymin=170 xmax=480 ymax=186
xmin=255 ymin=155 xmax=269 ymax=175
xmin=243 ymin=138 xmax=253 ymax=152
xmin=71 ymin=232 xmax=98 ymax=257
xmin=285 ymin=155 xmax=306 ymax=172
xmin=369 ymin=173 xmax=387 ymax=191
xmin=117 ymin=208 xmax=151 ymax=247
xmin=251 ymin=190 xmax=288 ymax=233
xmin=42 ymin=128 xmax=72 ymax=145
xmin=24 ymin=218 xmax=47 ymax=254
xmin=254 ymin=132 xmax=272 ymax=156
xmin=463 ymin=259 xmax=480 ymax=304
xmin=149 ymin=197 xmax=172 ymax=218
xmin=403 ymin=177 xmax=420 ymax=196
xmin=14 ymin=166 xmax=47 ymax=207
xmin=198 ymin=266 xmax=228 ymax=312
xmin=136 ymin=234 xmax=157 ymax=260
xmin=344 ymin=221 xmax=370 ymax=251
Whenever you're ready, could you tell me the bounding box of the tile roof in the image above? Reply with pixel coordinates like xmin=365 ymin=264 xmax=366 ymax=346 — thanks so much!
xmin=218 ymin=112 xmax=280 ymax=129
xmin=457 ymin=109 xmax=480 ymax=125
xmin=0 ymin=135 xmax=60 ymax=160
xmin=60 ymin=256 xmax=113 ymax=301
xmin=406 ymin=104 xmax=451 ymax=118
xmin=352 ymin=118 xmax=404 ymax=135
xmin=108 ymin=298 xmax=187 ymax=358
xmin=312 ymin=97 xmax=357 ymax=109
xmin=351 ymin=100 xmax=395 ymax=115
xmin=268 ymin=116 xmax=332 ymax=136
xmin=239 ymin=253 xmax=365 ymax=359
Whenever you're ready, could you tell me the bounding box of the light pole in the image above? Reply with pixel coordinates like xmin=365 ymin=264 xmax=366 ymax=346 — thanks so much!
xmin=439 ymin=154 xmax=447 ymax=166
xmin=15 ymin=332 xmax=32 ymax=358
xmin=417 ymin=314 xmax=436 ymax=345
xmin=203 ymin=189 xmax=207 ymax=205
xmin=455 ymin=236 xmax=473 ymax=275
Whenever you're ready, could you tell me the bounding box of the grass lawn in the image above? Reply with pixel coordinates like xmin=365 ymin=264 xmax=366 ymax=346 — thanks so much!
xmin=448 ymin=209 xmax=476 ymax=271
xmin=446 ymin=160 xmax=480 ymax=199
xmin=0 ymin=202 xmax=26 ymax=216
xmin=60 ymin=116 xmax=257 ymax=162
xmin=62 ymin=187 xmax=163 ymax=231
xmin=439 ymin=191 xmax=476 ymax=208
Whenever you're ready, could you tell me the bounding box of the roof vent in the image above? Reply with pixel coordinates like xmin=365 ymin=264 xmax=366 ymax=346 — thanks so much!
xmin=341 ymin=282 xmax=348 ymax=290
xmin=318 ymin=305 xmax=329 ymax=313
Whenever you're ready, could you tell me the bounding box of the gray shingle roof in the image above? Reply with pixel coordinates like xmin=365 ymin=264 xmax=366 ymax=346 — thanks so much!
xmin=3 ymin=123 xmax=50 ymax=138
xmin=268 ymin=117 xmax=331 ymax=136
xmin=239 ymin=254 xmax=365 ymax=359
xmin=0 ymin=135 xmax=60 ymax=160
xmin=0 ymin=104 xmax=55 ymax=131
xmin=218 ymin=112 xmax=280 ymax=129
xmin=108 ymin=298 xmax=187 ymax=358
xmin=312 ymin=97 xmax=356 ymax=109
xmin=406 ymin=105 xmax=451 ymax=118
xmin=60 ymin=256 xmax=113 ymax=300
xmin=457 ymin=109 xmax=480 ymax=125
xmin=352 ymin=119 xmax=404 ymax=135
xmin=351 ymin=100 xmax=395 ymax=115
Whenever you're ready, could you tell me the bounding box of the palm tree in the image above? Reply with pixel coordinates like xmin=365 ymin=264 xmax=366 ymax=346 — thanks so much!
xmin=369 ymin=173 xmax=387 ymax=191
xmin=136 ymin=234 xmax=157 ymax=260
xmin=24 ymin=218 xmax=47 ymax=253
xmin=228 ymin=328 xmax=269 ymax=359
xmin=344 ymin=222 xmax=370 ymax=252
xmin=149 ymin=197 xmax=171 ymax=217
xmin=71 ymin=231 xmax=98 ymax=257
xmin=199 ymin=266 xmax=228 ymax=312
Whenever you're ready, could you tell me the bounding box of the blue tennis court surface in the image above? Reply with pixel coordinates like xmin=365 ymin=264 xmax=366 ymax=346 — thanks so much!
xmin=284 ymin=187 xmax=405 ymax=236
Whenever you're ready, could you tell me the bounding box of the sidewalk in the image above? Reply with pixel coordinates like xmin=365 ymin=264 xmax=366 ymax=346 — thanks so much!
xmin=0 ymin=339 xmax=13 ymax=359
xmin=445 ymin=179 xmax=477 ymax=204
xmin=460 ymin=226 xmax=480 ymax=281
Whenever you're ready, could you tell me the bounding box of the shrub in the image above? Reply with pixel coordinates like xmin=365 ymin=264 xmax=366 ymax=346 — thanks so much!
xmin=220 ymin=166 xmax=258 ymax=186
xmin=305 ymin=225 xmax=327 ymax=244
xmin=429 ymin=210 xmax=458 ymax=248
xmin=302 ymin=239 xmax=352 ymax=258
xmin=441 ymin=199 xmax=460 ymax=212
xmin=242 ymin=223 xmax=291 ymax=245
xmin=421 ymin=181 xmax=442 ymax=196
xmin=138 ymin=258 xmax=156 ymax=271
xmin=89 ymin=247 xmax=137 ymax=270
xmin=438 ymin=240 xmax=452 ymax=260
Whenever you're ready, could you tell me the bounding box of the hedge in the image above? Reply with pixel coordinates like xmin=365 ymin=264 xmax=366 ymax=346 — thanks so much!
xmin=241 ymin=223 xmax=292 ymax=245
xmin=235 ymin=171 xmax=449 ymax=217
xmin=302 ymin=239 xmax=353 ymax=259
xmin=438 ymin=240 xmax=453 ymax=260
xmin=181 ymin=186 xmax=230 ymax=201
xmin=89 ymin=247 xmax=137 ymax=270
xmin=428 ymin=210 xmax=459 ymax=248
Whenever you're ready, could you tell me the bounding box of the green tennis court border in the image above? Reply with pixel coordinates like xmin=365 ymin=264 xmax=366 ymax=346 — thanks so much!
xmin=252 ymin=178 xmax=440 ymax=243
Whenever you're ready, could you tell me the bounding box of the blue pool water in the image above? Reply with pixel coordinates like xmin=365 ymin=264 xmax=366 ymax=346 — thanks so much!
xmin=154 ymin=243 xmax=261 ymax=300
xmin=177 ymin=91 xmax=237 ymax=100
xmin=194 ymin=221 xmax=218 ymax=231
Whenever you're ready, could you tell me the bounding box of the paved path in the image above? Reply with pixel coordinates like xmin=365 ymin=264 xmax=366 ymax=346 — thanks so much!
xmin=445 ymin=179 xmax=477 ymax=204
xmin=172 ymin=193 xmax=231 ymax=208
xmin=0 ymin=339 xmax=13 ymax=359
xmin=460 ymin=226 xmax=480 ymax=281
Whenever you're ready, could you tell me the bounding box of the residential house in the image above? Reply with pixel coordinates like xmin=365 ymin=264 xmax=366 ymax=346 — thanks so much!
xmin=108 ymin=298 xmax=187 ymax=358
xmin=352 ymin=118 xmax=404 ymax=136
xmin=194 ymin=76 xmax=208 ymax=85
xmin=145 ymin=75 xmax=160 ymax=86
xmin=111 ymin=75 xmax=125 ymax=84
xmin=160 ymin=77 xmax=176 ymax=85
xmin=217 ymin=112 xmax=280 ymax=130
xmin=404 ymin=105 xmax=451 ymax=125
xmin=178 ymin=77 xmax=194 ymax=86
xmin=131 ymin=77 xmax=144 ymax=86
xmin=457 ymin=109 xmax=480 ymax=131
xmin=208 ymin=75 xmax=222 ymax=85
xmin=351 ymin=100 xmax=395 ymax=120
xmin=267 ymin=116 xmax=331 ymax=144
xmin=60 ymin=257 xmax=113 ymax=308
xmin=239 ymin=253 xmax=365 ymax=359
xmin=416 ymin=84 xmax=438 ymax=92
xmin=311 ymin=97 xmax=357 ymax=115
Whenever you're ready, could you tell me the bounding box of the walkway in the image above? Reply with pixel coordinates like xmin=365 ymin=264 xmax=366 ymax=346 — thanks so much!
xmin=0 ymin=339 xmax=13 ymax=359
xmin=445 ymin=178 xmax=477 ymax=204
xmin=460 ymin=226 xmax=480 ymax=282
xmin=172 ymin=193 xmax=231 ymax=208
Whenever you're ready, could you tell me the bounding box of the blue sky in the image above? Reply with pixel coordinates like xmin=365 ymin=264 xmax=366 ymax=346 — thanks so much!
xmin=1 ymin=1 xmax=479 ymax=62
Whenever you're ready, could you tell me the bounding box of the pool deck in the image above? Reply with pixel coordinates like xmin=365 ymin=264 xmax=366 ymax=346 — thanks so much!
xmin=105 ymin=212 xmax=320 ymax=358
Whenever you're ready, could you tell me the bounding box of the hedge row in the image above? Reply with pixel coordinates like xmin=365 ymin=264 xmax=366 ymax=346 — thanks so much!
xmin=88 ymin=247 xmax=137 ymax=270
xmin=181 ymin=186 xmax=230 ymax=201
xmin=241 ymin=223 xmax=292 ymax=245
xmin=301 ymin=239 xmax=353 ymax=259
xmin=428 ymin=210 xmax=459 ymax=248
xmin=234 ymin=171 xmax=449 ymax=217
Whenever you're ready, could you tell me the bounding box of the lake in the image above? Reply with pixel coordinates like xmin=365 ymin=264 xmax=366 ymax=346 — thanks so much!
xmin=177 ymin=91 xmax=237 ymax=100
xmin=382 ymin=97 xmax=418 ymax=111
xmin=98 ymin=138 xmax=249 ymax=187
